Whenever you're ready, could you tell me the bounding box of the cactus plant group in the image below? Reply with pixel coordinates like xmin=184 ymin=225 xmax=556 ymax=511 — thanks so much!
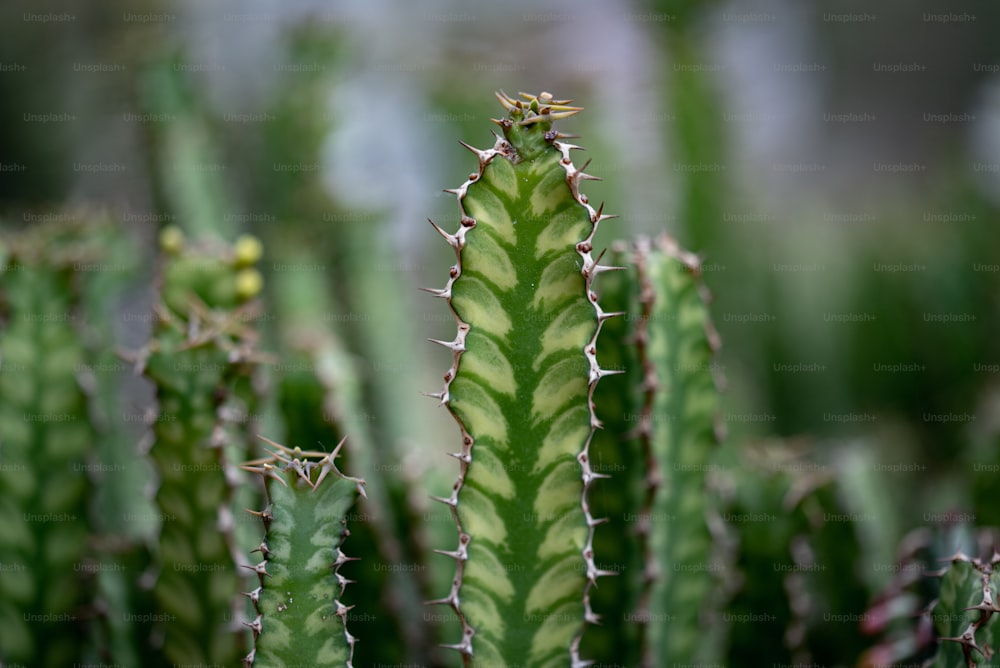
xmin=0 ymin=88 xmax=992 ymax=668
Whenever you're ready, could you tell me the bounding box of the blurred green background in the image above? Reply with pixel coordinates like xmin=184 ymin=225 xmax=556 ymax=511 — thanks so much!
xmin=1 ymin=0 xmax=998 ymax=665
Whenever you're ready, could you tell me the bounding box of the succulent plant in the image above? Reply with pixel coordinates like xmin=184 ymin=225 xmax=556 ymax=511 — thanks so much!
xmin=136 ymin=228 xmax=264 ymax=666
xmin=0 ymin=220 xmax=102 ymax=665
xmin=425 ymin=90 xmax=619 ymax=666
xmin=241 ymin=437 xmax=366 ymax=667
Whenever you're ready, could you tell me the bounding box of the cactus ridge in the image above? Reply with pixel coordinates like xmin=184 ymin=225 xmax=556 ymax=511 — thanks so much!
xmin=241 ymin=436 xmax=366 ymax=668
xmin=427 ymin=91 xmax=619 ymax=666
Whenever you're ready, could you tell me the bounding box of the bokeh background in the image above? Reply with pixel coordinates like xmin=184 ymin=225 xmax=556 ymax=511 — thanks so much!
xmin=1 ymin=0 xmax=999 ymax=665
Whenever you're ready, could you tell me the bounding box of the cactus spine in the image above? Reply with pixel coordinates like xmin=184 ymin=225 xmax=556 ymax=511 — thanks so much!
xmin=242 ymin=437 xmax=366 ymax=667
xmin=428 ymin=91 xmax=617 ymax=666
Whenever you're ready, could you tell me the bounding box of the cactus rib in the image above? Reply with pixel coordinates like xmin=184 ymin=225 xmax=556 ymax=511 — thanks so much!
xmin=427 ymin=90 xmax=618 ymax=666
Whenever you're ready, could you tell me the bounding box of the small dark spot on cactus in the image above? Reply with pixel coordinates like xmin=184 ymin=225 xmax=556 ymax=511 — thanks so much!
xmin=461 ymin=216 xmax=476 ymax=228
xmin=449 ymin=266 xmax=459 ymax=279
xmin=463 ymin=435 xmax=473 ymax=446
xmin=469 ymin=173 xmax=478 ymax=181
xmin=444 ymin=371 xmax=453 ymax=382
xmin=580 ymin=194 xmax=589 ymax=204
xmin=544 ymin=129 xmax=558 ymax=142
xmin=576 ymin=241 xmax=592 ymax=253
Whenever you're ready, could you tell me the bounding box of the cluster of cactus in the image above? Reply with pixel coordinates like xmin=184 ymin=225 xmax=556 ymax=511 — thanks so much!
xmin=713 ymin=440 xmax=875 ymax=665
xmin=5 ymin=89 xmax=994 ymax=668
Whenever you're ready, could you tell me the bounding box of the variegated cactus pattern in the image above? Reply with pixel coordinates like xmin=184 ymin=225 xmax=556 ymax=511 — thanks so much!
xmin=590 ymin=235 xmax=726 ymax=666
xmin=427 ymin=91 xmax=619 ymax=666
xmin=628 ymin=236 xmax=726 ymax=666
xmin=241 ymin=437 xmax=366 ymax=668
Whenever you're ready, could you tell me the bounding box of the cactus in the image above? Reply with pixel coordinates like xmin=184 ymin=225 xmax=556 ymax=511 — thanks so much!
xmin=714 ymin=440 xmax=875 ymax=665
xmin=862 ymin=527 xmax=1000 ymax=668
xmin=427 ymin=91 xmax=618 ymax=666
xmin=622 ymin=236 xmax=727 ymax=664
xmin=0 ymin=219 xmax=102 ymax=665
xmin=136 ymin=227 xmax=264 ymax=666
xmin=241 ymin=436 xmax=366 ymax=667
xmin=928 ymin=550 xmax=1000 ymax=668
xmin=586 ymin=235 xmax=726 ymax=665
xmin=270 ymin=245 xmax=443 ymax=665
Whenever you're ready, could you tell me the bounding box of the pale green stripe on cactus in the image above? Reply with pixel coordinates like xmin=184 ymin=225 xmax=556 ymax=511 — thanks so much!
xmin=429 ymin=92 xmax=617 ymax=666
xmin=242 ymin=438 xmax=365 ymax=668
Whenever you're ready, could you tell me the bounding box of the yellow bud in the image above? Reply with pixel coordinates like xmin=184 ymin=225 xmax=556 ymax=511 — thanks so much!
xmin=235 ymin=268 xmax=264 ymax=300
xmin=159 ymin=225 xmax=184 ymax=254
xmin=234 ymin=235 xmax=263 ymax=266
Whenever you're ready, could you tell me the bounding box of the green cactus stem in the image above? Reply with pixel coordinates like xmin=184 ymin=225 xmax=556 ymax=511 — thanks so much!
xmin=241 ymin=436 xmax=366 ymax=667
xmin=427 ymin=91 xmax=618 ymax=666
xmin=137 ymin=227 xmax=264 ymax=666
xmin=589 ymin=234 xmax=726 ymax=665
xmin=0 ymin=220 xmax=100 ymax=665
xmin=629 ymin=235 xmax=726 ymax=666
